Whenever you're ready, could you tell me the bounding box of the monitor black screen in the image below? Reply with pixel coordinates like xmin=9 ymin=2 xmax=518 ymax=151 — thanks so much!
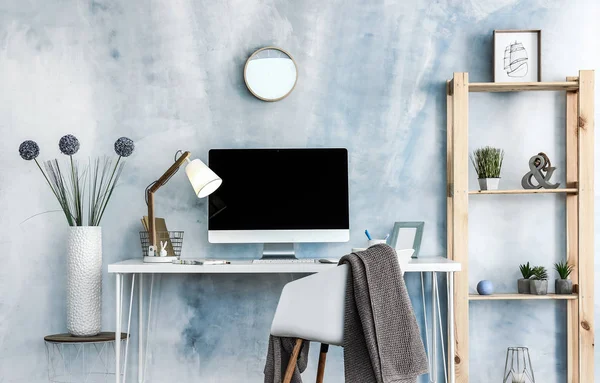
xmin=208 ymin=148 xmax=349 ymax=231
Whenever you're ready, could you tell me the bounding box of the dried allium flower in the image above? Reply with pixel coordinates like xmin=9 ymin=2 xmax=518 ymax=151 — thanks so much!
xmin=114 ymin=137 xmax=134 ymax=157
xmin=19 ymin=140 xmax=40 ymax=160
xmin=58 ymin=134 xmax=80 ymax=155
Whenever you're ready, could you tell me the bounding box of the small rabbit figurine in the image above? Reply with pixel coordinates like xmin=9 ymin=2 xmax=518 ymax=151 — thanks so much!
xmin=159 ymin=241 xmax=168 ymax=257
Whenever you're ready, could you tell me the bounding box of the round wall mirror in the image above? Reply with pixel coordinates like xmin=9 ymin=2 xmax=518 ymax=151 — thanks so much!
xmin=244 ymin=47 xmax=298 ymax=102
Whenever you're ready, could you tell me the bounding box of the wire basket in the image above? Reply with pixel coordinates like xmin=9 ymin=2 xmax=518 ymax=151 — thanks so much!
xmin=139 ymin=231 xmax=184 ymax=257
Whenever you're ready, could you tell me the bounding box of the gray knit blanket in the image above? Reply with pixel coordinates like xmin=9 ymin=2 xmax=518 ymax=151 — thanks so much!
xmin=264 ymin=244 xmax=428 ymax=383
xmin=340 ymin=244 xmax=428 ymax=383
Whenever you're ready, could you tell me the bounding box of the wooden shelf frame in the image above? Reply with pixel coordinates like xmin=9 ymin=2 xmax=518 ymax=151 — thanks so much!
xmin=468 ymin=81 xmax=579 ymax=93
xmin=469 ymin=188 xmax=578 ymax=195
xmin=446 ymin=71 xmax=594 ymax=383
xmin=469 ymin=293 xmax=578 ymax=301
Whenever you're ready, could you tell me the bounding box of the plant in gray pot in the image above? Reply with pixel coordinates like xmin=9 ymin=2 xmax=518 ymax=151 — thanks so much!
xmin=554 ymin=261 xmax=574 ymax=295
xmin=529 ymin=266 xmax=548 ymax=295
xmin=518 ymin=262 xmax=534 ymax=294
xmin=470 ymin=146 xmax=504 ymax=191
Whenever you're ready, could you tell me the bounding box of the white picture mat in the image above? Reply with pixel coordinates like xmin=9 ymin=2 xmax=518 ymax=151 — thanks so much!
xmin=494 ymin=31 xmax=540 ymax=82
xmin=395 ymin=227 xmax=417 ymax=249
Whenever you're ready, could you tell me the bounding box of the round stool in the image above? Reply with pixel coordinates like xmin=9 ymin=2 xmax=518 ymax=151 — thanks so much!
xmin=44 ymin=332 xmax=128 ymax=383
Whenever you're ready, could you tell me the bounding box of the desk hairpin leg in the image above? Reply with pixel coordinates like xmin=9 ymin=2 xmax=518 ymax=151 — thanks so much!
xmin=432 ymin=272 xmax=438 ymax=383
xmin=447 ymin=271 xmax=455 ymax=383
xmin=115 ymin=274 xmax=136 ymax=383
xmin=421 ymin=272 xmax=439 ymax=383
xmin=420 ymin=272 xmax=432 ymax=380
xmin=434 ymin=274 xmax=448 ymax=382
xmin=123 ymin=275 xmax=136 ymax=383
xmin=422 ymin=271 xmax=453 ymax=383
xmin=139 ymin=274 xmax=156 ymax=383
xmin=115 ymin=274 xmax=122 ymax=383
xmin=138 ymin=274 xmax=144 ymax=383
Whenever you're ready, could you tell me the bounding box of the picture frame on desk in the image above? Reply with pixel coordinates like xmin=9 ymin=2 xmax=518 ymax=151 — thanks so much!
xmin=388 ymin=222 xmax=424 ymax=258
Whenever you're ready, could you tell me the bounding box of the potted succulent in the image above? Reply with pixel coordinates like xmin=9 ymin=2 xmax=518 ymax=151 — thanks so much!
xmin=529 ymin=266 xmax=548 ymax=295
xmin=470 ymin=146 xmax=504 ymax=190
xmin=518 ymin=262 xmax=534 ymax=294
xmin=554 ymin=261 xmax=574 ymax=295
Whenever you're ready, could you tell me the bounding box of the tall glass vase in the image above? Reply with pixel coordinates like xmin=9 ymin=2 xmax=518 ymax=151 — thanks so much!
xmin=67 ymin=226 xmax=102 ymax=336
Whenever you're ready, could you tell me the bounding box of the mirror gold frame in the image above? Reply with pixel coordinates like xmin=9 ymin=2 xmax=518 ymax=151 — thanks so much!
xmin=243 ymin=46 xmax=298 ymax=102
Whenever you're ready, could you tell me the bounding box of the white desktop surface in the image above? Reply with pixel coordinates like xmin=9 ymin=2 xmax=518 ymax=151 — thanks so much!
xmin=108 ymin=256 xmax=460 ymax=274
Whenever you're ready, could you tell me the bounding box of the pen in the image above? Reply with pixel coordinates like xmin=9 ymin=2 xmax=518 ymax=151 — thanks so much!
xmin=202 ymin=260 xmax=231 ymax=265
xmin=384 ymin=233 xmax=390 ymax=241
xmin=172 ymin=259 xmax=231 ymax=265
xmin=365 ymin=229 xmax=372 ymax=240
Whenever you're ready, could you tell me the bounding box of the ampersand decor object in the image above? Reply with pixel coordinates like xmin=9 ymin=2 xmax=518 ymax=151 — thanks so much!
xmin=521 ymin=152 xmax=560 ymax=189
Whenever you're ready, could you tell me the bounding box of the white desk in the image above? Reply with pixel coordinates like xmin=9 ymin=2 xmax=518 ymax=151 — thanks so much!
xmin=108 ymin=257 xmax=460 ymax=383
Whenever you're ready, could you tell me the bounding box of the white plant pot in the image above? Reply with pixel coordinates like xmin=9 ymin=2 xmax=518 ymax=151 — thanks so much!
xmin=478 ymin=178 xmax=500 ymax=191
xmin=67 ymin=226 xmax=102 ymax=336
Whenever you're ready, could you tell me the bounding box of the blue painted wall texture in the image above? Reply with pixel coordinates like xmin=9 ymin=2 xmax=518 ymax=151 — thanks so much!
xmin=0 ymin=0 xmax=599 ymax=382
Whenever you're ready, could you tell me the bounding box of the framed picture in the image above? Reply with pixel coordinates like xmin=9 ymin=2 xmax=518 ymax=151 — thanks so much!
xmin=493 ymin=30 xmax=541 ymax=82
xmin=388 ymin=222 xmax=424 ymax=258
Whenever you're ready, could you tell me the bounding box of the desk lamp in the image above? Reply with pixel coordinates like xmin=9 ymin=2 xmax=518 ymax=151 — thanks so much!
xmin=146 ymin=151 xmax=222 ymax=259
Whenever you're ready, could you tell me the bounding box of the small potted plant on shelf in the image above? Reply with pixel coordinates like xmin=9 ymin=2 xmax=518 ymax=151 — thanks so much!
xmin=554 ymin=261 xmax=574 ymax=295
xmin=529 ymin=266 xmax=548 ymax=295
xmin=470 ymin=146 xmax=504 ymax=190
xmin=518 ymin=262 xmax=534 ymax=294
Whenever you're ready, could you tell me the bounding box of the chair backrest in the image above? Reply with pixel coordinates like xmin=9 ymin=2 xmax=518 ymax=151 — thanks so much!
xmin=270 ymin=264 xmax=348 ymax=346
xmin=270 ymin=249 xmax=414 ymax=346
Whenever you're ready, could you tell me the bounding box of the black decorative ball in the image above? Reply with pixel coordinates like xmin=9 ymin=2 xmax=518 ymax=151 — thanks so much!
xmin=19 ymin=140 xmax=40 ymax=161
xmin=114 ymin=137 xmax=134 ymax=157
xmin=58 ymin=134 xmax=80 ymax=155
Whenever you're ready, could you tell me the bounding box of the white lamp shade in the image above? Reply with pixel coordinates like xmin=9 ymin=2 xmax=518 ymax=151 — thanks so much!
xmin=185 ymin=159 xmax=222 ymax=198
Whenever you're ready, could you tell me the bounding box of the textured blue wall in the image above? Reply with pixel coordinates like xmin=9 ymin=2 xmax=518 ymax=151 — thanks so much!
xmin=0 ymin=0 xmax=599 ymax=382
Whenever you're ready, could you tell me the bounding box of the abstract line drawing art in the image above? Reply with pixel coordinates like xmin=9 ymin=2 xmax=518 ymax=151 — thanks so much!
xmin=493 ymin=30 xmax=540 ymax=82
xmin=504 ymin=40 xmax=528 ymax=78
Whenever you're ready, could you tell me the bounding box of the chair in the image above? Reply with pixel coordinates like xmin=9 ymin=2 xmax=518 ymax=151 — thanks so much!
xmin=270 ymin=249 xmax=414 ymax=383
xmin=271 ymin=264 xmax=347 ymax=383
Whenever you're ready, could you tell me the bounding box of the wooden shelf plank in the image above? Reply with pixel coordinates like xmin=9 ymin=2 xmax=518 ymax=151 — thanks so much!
xmin=469 ymin=81 xmax=579 ymax=93
xmin=469 ymin=293 xmax=578 ymax=301
xmin=577 ymin=69 xmax=595 ymax=383
xmin=469 ymin=188 xmax=578 ymax=195
xmin=565 ymin=74 xmax=580 ymax=382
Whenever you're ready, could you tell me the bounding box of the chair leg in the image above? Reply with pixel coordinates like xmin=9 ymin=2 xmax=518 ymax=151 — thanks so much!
xmin=283 ymin=338 xmax=304 ymax=383
xmin=316 ymin=343 xmax=329 ymax=383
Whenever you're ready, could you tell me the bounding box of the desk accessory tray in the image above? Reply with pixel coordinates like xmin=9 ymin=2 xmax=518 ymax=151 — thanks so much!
xmin=140 ymin=231 xmax=184 ymax=263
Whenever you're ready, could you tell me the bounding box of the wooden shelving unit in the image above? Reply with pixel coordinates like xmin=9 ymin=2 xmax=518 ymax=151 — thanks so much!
xmin=446 ymin=71 xmax=594 ymax=383
xmin=469 ymin=293 xmax=578 ymax=301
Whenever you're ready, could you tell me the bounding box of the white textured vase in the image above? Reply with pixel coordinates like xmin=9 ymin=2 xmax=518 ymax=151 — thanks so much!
xmin=67 ymin=226 xmax=102 ymax=336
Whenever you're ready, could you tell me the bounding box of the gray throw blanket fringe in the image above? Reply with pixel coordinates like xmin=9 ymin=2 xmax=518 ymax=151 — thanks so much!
xmin=264 ymin=244 xmax=428 ymax=383
xmin=264 ymin=336 xmax=310 ymax=383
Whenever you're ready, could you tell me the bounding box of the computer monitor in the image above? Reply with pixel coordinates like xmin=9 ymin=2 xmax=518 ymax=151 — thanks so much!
xmin=208 ymin=148 xmax=349 ymax=258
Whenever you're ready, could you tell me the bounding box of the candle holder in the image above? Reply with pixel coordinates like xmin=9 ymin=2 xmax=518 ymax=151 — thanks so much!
xmin=503 ymin=347 xmax=535 ymax=383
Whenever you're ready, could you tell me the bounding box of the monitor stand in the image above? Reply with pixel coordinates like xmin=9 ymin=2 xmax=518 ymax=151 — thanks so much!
xmin=261 ymin=243 xmax=297 ymax=260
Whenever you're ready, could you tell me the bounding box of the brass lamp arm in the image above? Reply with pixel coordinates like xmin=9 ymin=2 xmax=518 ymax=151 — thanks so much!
xmin=147 ymin=151 xmax=192 ymax=248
